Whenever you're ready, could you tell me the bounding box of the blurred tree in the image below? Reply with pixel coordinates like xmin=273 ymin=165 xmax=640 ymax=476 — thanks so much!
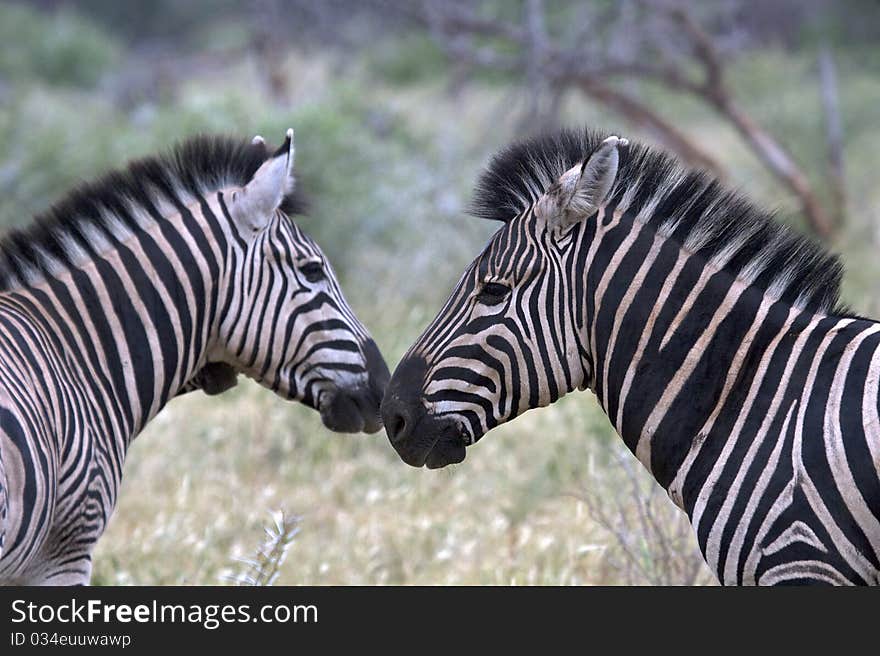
xmin=368 ymin=0 xmax=849 ymax=240
xmin=9 ymin=0 xmax=876 ymax=243
xmin=0 ymin=2 xmax=119 ymax=88
xmin=60 ymin=0 xmax=242 ymax=45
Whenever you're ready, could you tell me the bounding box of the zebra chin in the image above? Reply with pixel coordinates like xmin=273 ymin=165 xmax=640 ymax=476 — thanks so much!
xmin=392 ymin=417 xmax=469 ymax=469
xmin=317 ymin=385 xmax=385 ymax=434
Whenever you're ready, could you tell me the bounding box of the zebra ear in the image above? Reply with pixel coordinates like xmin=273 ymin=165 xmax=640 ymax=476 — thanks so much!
xmin=536 ymin=135 xmax=627 ymax=229
xmin=229 ymin=128 xmax=295 ymax=233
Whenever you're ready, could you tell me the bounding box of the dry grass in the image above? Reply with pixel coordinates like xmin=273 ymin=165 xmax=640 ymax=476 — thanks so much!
xmin=91 ymin=377 xmax=712 ymax=585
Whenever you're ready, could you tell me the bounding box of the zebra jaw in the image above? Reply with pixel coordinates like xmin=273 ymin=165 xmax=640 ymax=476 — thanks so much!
xmin=191 ymin=362 xmax=238 ymax=395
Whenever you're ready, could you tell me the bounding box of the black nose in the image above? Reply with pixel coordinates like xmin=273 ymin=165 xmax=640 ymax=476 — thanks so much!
xmin=381 ymin=355 xmax=428 ymax=446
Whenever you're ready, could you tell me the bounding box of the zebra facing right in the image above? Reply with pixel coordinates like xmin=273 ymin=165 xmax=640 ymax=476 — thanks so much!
xmin=383 ymin=128 xmax=880 ymax=585
xmin=0 ymin=129 xmax=389 ymax=584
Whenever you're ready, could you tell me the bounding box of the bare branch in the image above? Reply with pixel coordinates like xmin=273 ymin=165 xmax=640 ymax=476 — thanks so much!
xmin=422 ymin=1 xmax=526 ymax=43
xmin=819 ymin=46 xmax=847 ymax=231
xmin=568 ymin=75 xmax=725 ymax=174
xmin=667 ymin=6 xmax=725 ymax=97
xmin=401 ymin=0 xmax=723 ymax=174
xmin=717 ymin=100 xmax=836 ymax=239
xmin=665 ymin=5 xmax=836 ymax=239
xmin=391 ymin=0 xmax=839 ymax=238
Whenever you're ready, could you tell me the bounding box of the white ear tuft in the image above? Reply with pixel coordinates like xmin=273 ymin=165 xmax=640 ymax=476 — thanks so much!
xmin=283 ymin=128 xmax=295 ymax=180
xmin=536 ymin=135 xmax=626 ymax=229
xmin=229 ymin=128 xmax=297 ymax=234
xmin=252 ymin=135 xmax=266 ymax=146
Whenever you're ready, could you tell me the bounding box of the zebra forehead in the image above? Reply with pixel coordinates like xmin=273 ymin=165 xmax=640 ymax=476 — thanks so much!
xmin=278 ymin=217 xmax=321 ymax=254
xmin=466 ymin=127 xmax=848 ymax=316
xmin=0 ymin=134 xmax=309 ymax=289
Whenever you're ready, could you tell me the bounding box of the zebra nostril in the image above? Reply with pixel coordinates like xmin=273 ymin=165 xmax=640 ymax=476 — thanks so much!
xmin=389 ymin=413 xmax=406 ymax=443
xmin=382 ymin=399 xmax=415 ymax=446
xmin=382 ymin=356 xmax=428 ymax=446
xmin=384 ymin=407 xmax=410 ymax=444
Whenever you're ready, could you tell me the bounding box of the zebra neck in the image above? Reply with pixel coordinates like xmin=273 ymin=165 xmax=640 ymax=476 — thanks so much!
xmin=583 ymin=210 xmax=804 ymax=496
xmin=4 ymin=194 xmax=230 ymax=441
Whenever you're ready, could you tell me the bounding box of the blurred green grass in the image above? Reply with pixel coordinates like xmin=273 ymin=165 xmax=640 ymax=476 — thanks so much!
xmin=2 ymin=3 xmax=877 ymax=584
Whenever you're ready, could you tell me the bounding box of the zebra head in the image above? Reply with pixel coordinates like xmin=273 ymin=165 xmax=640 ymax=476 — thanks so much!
xmin=210 ymin=130 xmax=390 ymax=433
xmin=383 ymin=136 xmax=627 ymax=466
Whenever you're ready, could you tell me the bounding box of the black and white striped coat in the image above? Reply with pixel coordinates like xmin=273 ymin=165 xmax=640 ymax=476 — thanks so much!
xmin=0 ymin=131 xmax=389 ymax=585
xmin=383 ymin=129 xmax=880 ymax=585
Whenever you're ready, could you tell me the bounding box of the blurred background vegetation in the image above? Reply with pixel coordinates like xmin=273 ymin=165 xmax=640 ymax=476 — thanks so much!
xmin=0 ymin=0 xmax=877 ymax=585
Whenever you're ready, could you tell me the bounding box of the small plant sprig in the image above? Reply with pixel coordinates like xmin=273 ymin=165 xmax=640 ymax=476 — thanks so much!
xmin=223 ymin=510 xmax=300 ymax=586
xmin=573 ymin=443 xmax=714 ymax=586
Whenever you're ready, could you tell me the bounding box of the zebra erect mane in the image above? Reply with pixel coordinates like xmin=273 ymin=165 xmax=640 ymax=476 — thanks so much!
xmin=0 ymin=134 xmax=307 ymax=289
xmin=469 ymin=127 xmax=847 ymax=315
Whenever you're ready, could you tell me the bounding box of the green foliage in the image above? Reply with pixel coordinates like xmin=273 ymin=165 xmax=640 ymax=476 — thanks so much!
xmin=365 ymin=27 xmax=525 ymax=88
xmin=0 ymin=3 xmax=119 ymax=88
xmin=68 ymin=0 xmax=242 ymax=44
xmin=367 ymin=33 xmax=448 ymax=86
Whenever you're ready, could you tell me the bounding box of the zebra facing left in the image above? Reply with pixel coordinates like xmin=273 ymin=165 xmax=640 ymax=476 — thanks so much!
xmin=383 ymin=128 xmax=880 ymax=585
xmin=0 ymin=130 xmax=389 ymax=584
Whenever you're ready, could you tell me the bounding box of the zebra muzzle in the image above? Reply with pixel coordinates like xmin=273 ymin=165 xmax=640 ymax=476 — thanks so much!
xmin=318 ymin=386 xmax=385 ymax=434
xmin=388 ymin=411 xmax=468 ymax=469
xmin=382 ymin=388 xmax=468 ymax=469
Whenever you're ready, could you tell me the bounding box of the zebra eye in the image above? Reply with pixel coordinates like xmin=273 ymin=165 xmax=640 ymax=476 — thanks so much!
xmin=476 ymin=281 xmax=511 ymax=305
xmin=299 ymin=261 xmax=325 ymax=283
